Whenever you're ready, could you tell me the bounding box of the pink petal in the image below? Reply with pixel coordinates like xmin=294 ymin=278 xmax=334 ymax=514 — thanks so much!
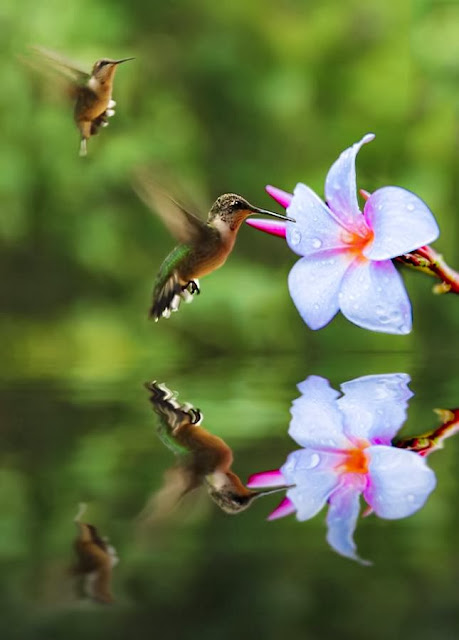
xmin=289 ymin=376 xmax=352 ymax=450
xmin=363 ymin=187 xmax=440 ymax=260
xmin=324 ymin=133 xmax=375 ymax=235
xmin=245 ymin=218 xmax=287 ymax=238
xmin=286 ymin=183 xmax=349 ymax=257
xmin=338 ymin=374 xmax=413 ymax=445
xmin=288 ymin=251 xmax=354 ymax=330
xmin=339 ymin=258 xmax=412 ymax=334
xmin=246 ymin=469 xmax=287 ymax=489
xmin=364 ymin=446 xmax=436 ymax=519
xmin=266 ymin=185 xmax=293 ymax=209
xmin=268 ymin=496 xmax=296 ymax=521
xmin=326 ymin=477 xmax=370 ymax=565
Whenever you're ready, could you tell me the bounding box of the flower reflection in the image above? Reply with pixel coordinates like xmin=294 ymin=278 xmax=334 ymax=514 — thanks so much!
xmin=248 ymin=374 xmax=437 ymax=564
xmin=72 ymin=503 xmax=118 ymax=604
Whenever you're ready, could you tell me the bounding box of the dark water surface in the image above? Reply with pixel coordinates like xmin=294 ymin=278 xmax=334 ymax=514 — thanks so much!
xmin=1 ymin=348 xmax=458 ymax=640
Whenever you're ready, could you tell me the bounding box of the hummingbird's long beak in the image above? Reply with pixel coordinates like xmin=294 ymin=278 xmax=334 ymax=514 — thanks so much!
xmin=252 ymin=485 xmax=292 ymax=499
xmin=113 ymin=57 xmax=135 ymax=65
xmin=250 ymin=206 xmax=295 ymax=223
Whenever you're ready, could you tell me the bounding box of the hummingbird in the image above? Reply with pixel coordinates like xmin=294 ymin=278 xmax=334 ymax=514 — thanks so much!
xmin=144 ymin=381 xmax=285 ymax=515
xmin=27 ymin=46 xmax=134 ymax=156
xmin=134 ymin=178 xmax=295 ymax=321
xmin=72 ymin=503 xmax=118 ymax=604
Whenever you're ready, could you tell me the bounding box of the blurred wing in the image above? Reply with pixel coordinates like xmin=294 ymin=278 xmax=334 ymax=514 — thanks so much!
xmin=28 ymin=46 xmax=90 ymax=97
xmin=139 ymin=466 xmax=195 ymax=523
xmin=134 ymin=174 xmax=208 ymax=244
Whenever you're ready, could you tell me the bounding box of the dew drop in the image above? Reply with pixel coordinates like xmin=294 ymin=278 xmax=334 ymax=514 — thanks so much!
xmin=291 ymin=229 xmax=302 ymax=245
xmin=313 ymin=303 xmax=320 ymax=310
xmin=407 ymin=494 xmax=415 ymax=503
xmin=307 ymin=453 xmax=321 ymax=469
xmin=312 ymin=238 xmax=323 ymax=249
xmin=407 ymin=203 xmax=415 ymax=212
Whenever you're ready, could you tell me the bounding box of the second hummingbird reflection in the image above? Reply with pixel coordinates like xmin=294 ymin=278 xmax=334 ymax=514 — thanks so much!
xmin=134 ymin=178 xmax=294 ymax=321
xmin=29 ymin=46 xmax=134 ymax=156
xmin=143 ymin=381 xmax=283 ymax=517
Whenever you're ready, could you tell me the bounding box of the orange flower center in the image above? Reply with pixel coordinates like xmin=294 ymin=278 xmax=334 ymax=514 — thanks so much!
xmin=338 ymin=446 xmax=369 ymax=475
xmin=340 ymin=228 xmax=374 ymax=255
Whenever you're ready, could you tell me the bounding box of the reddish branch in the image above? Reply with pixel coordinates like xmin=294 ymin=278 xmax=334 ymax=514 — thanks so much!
xmin=395 ymin=408 xmax=459 ymax=457
xmin=396 ymin=246 xmax=459 ymax=295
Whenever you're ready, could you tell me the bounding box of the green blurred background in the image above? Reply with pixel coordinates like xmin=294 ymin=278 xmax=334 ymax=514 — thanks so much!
xmin=0 ymin=0 xmax=458 ymax=638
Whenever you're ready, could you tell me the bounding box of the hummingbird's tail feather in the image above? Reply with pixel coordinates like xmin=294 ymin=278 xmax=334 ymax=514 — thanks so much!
xmin=150 ymin=273 xmax=199 ymax=321
xmin=79 ymin=138 xmax=87 ymax=157
xmin=145 ymin=381 xmax=203 ymax=431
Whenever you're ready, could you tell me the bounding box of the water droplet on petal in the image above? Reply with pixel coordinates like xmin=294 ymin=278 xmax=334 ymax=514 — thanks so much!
xmin=291 ymin=229 xmax=302 ymax=245
xmin=307 ymin=453 xmax=321 ymax=469
xmin=313 ymin=303 xmax=320 ymax=310
xmin=407 ymin=203 xmax=415 ymax=212
xmin=407 ymin=494 xmax=415 ymax=503
xmin=312 ymin=238 xmax=322 ymax=249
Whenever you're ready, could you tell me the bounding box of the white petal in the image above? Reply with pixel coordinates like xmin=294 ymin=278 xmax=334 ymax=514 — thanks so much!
xmin=286 ymin=184 xmax=348 ymax=257
xmin=363 ymin=187 xmax=440 ymax=260
xmin=288 ymin=252 xmax=354 ymax=330
xmin=289 ymin=376 xmax=352 ymax=449
xmin=324 ymin=133 xmax=375 ymax=235
xmin=364 ymin=446 xmax=436 ymax=519
xmin=339 ymin=258 xmax=412 ymax=334
xmin=338 ymin=373 xmax=413 ymax=445
xmin=282 ymin=450 xmax=342 ymax=521
xmin=326 ymin=478 xmax=370 ymax=564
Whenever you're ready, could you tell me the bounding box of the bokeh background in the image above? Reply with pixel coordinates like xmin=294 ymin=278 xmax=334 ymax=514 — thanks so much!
xmin=0 ymin=0 xmax=458 ymax=638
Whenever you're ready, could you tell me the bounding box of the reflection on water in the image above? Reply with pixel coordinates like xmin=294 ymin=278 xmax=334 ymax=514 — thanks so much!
xmin=0 ymin=354 xmax=458 ymax=639
xmin=248 ymin=374 xmax=439 ymax=564
xmin=141 ymin=381 xmax=283 ymax=521
xmin=72 ymin=504 xmax=118 ymax=604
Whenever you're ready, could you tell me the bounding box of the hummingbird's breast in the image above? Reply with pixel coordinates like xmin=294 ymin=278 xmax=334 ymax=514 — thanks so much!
xmin=182 ymin=231 xmax=235 ymax=280
xmin=76 ymin=81 xmax=112 ymax=121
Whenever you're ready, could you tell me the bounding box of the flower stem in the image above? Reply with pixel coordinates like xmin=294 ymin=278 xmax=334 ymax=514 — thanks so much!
xmin=395 ymin=408 xmax=459 ymax=457
xmin=396 ymin=246 xmax=459 ymax=295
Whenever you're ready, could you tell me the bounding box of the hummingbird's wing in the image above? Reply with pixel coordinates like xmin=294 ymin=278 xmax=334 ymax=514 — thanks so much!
xmin=133 ymin=176 xmax=209 ymax=245
xmin=27 ymin=46 xmax=90 ymax=98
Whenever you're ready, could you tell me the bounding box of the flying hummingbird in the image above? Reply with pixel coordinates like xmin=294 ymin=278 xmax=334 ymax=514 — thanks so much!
xmin=26 ymin=46 xmax=134 ymax=156
xmin=134 ymin=178 xmax=294 ymax=321
xmin=144 ymin=381 xmax=284 ymax=515
xmin=72 ymin=503 xmax=118 ymax=604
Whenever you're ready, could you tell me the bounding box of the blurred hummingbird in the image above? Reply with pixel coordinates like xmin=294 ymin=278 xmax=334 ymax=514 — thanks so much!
xmin=72 ymin=503 xmax=118 ymax=604
xmin=134 ymin=178 xmax=295 ymax=321
xmin=144 ymin=381 xmax=285 ymax=515
xmin=27 ymin=46 xmax=134 ymax=156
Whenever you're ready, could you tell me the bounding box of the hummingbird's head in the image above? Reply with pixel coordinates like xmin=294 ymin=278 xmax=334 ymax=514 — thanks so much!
xmin=206 ymin=470 xmax=279 ymax=514
xmin=209 ymin=193 xmax=294 ymax=232
xmin=91 ymin=57 xmax=134 ymax=83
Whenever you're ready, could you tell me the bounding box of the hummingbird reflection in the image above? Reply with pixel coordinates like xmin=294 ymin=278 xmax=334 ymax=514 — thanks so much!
xmin=28 ymin=46 xmax=134 ymax=156
xmin=72 ymin=504 xmax=118 ymax=604
xmin=144 ymin=381 xmax=282 ymax=515
xmin=134 ymin=178 xmax=294 ymax=321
